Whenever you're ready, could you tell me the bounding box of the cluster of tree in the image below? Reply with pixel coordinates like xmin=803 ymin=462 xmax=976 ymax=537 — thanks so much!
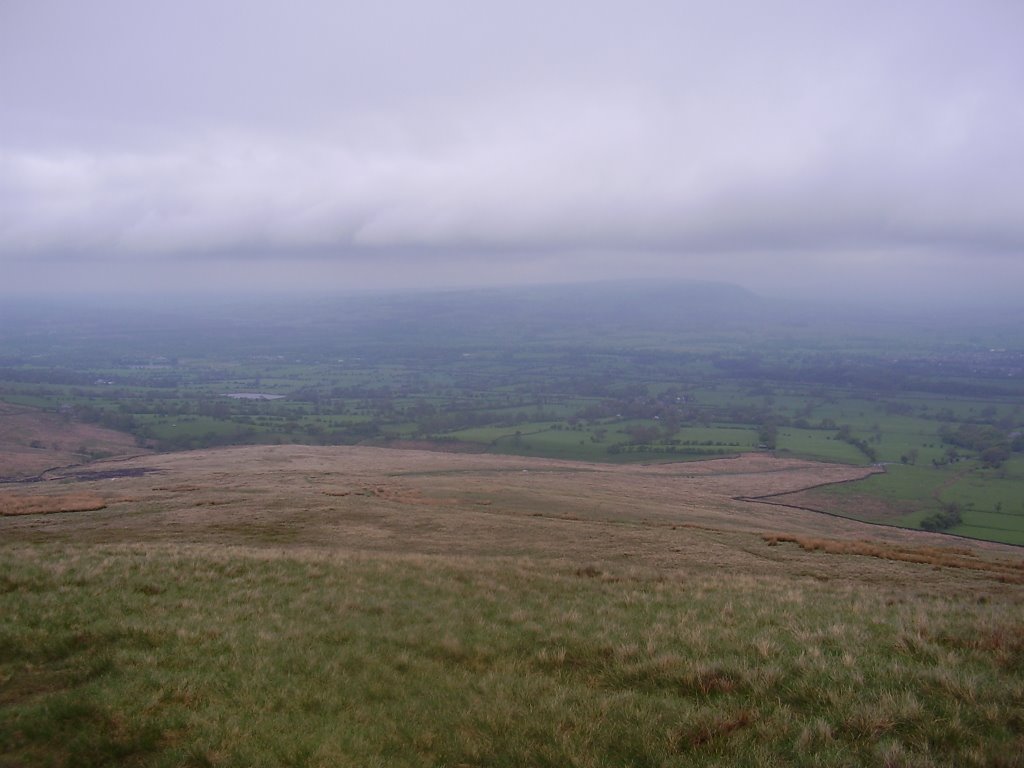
xmin=939 ymin=423 xmax=1022 ymax=468
xmin=941 ymin=423 xmax=1007 ymax=452
xmin=67 ymin=404 xmax=137 ymax=432
xmin=899 ymin=448 xmax=919 ymax=465
xmin=920 ymin=503 xmax=962 ymax=532
xmin=835 ymin=425 xmax=878 ymax=462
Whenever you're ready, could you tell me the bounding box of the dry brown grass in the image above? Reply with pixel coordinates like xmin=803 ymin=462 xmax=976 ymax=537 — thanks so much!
xmin=763 ymin=489 xmax=915 ymax=523
xmin=0 ymin=493 xmax=109 ymax=516
xmin=2 ymin=444 xmax=1020 ymax=593
xmin=763 ymin=533 xmax=1024 ymax=582
xmin=321 ymin=484 xmax=476 ymax=507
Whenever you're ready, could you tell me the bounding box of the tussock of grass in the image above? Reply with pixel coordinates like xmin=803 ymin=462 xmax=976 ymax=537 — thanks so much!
xmin=763 ymin=533 xmax=1024 ymax=583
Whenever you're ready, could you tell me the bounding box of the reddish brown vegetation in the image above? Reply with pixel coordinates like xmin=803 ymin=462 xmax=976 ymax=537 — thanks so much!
xmin=763 ymin=533 xmax=1024 ymax=583
xmin=670 ymin=708 xmax=755 ymax=750
xmin=0 ymin=494 xmax=108 ymax=516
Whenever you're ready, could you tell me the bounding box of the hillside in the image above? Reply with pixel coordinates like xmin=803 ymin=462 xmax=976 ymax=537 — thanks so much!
xmin=0 ymin=401 xmax=144 ymax=480
xmin=2 ymin=447 xmax=1022 ymax=766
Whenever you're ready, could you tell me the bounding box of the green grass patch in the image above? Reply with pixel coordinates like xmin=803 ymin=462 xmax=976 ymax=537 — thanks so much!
xmin=806 ymin=461 xmax=1024 ymax=545
xmin=775 ymin=429 xmax=867 ymax=463
xmin=2 ymin=544 xmax=1023 ymax=767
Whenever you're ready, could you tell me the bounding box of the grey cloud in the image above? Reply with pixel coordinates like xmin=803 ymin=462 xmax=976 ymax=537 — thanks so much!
xmin=3 ymin=96 xmax=1019 ymax=259
xmin=1 ymin=0 xmax=1022 ymax=299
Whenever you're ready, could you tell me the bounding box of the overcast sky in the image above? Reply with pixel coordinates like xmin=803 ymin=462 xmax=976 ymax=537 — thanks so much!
xmin=2 ymin=0 xmax=1022 ymax=302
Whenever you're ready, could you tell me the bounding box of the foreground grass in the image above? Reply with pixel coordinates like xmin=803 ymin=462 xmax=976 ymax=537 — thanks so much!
xmin=2 ymin=543 xmax=1022 ymax=767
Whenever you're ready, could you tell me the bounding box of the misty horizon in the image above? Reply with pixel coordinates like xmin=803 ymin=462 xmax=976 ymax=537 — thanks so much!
xmin=2 ymin=1 xmax=1023 ymax=305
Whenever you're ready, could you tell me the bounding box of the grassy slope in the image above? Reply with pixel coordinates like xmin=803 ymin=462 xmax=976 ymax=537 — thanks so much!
xmin=2 ymin=446 xmax=1023 ymax=767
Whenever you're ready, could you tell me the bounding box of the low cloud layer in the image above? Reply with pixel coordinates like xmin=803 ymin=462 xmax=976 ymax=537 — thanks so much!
xmin=2 ymin=1 xmax=1022 ymax=300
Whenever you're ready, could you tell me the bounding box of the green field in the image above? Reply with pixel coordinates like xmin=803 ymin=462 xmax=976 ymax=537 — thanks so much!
xmin=797 ymin=459 xmax=1024 ymax=546
xmin=775 ymin=429 xmax=866 ymax=463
